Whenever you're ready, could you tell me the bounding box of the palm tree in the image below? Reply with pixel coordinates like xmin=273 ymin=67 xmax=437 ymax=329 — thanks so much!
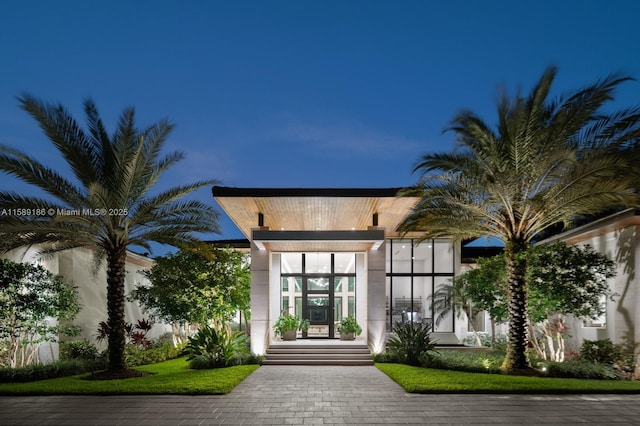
xmin=0 ymin=95 xmax=220 ymax=376
xmin=399 ymin=67 xmax=640 ymax=371
xmin=430 ymin=277 xmax=483 ymax=346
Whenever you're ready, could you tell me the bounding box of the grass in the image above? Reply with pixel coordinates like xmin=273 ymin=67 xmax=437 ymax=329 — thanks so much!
xmin=0 ymin=358 xmax=259 ymax=395
xmin=376 ymin=363 xmax=640 ymax=393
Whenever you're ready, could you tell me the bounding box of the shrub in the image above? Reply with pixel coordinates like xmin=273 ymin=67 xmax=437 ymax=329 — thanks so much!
xmin=372 ymin=352 xmax=402 ymax=363
xmin=59 ymin=340 xmax=100 ymax=361
xmin=182 ymin=325 xmax=249 ymax=369
xmin=125 ymin=342 xmax=181 ymax=367
xmin=578 ymin=339 xmax=623 ymax=365
xmin=543 ymin=359 xmax=620 ymax=380
xmin=0 ymin=358 xmax=107 ymax=383
xmin=421 ymin=350 xmax=503 ymax=374
xmin=386 ymin=321 xmax=437 ymax=366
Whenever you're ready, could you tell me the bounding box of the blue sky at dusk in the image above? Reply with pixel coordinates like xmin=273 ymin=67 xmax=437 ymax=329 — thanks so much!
xmin=1 ymin=1 xmax=640 ymax=245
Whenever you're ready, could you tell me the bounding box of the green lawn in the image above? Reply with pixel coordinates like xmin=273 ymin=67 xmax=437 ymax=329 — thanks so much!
xmin=0 ymin=358 xmax=259 ymax=395
xmin=377 ymin=363 xmax=640 ymax=393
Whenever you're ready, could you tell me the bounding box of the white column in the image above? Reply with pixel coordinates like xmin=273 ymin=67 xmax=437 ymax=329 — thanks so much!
xmin=250 ymin=242 xmax=270 ymax=355
xmin=367 ymin=241 xmax=386 ymax=353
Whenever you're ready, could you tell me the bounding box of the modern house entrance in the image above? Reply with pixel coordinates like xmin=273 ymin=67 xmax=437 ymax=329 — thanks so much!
xmin=211 ymin=186 xmax=461 ymax=356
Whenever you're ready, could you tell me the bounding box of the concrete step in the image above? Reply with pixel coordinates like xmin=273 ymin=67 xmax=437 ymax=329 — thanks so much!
xmin=262 ymin=358 xmax=374 ymax=366
xmin=267 ymin=348 xmax=371 ymax=354
xmin=264 ymin=342 xmax=373 ymax=365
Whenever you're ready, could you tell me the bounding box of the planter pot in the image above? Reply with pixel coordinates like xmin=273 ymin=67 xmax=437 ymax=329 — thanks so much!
xmin=282 ymin=329 xmax=297 ymax=341
xmin=340 ymin=332 xmax=355 ymax=341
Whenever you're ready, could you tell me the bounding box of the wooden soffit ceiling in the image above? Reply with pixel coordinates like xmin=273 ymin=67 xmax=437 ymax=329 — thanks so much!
xmin=212 ymin=187 xmax=419 ymax=241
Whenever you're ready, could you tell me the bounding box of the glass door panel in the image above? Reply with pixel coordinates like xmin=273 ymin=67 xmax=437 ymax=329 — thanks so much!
xmin=305 ymin=294 xmax=331 ymax=337
xmin=334 ymin=297 xmax=343 ymax=322
xmin=308 ymin=277 xmax=330 ymax=291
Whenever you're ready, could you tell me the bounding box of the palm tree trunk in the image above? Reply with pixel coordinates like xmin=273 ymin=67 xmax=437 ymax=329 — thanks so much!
xmin=106 ymin=246 xmax=127 ymax=371
xmin=502 ymin=239 xmax=530 ymax=371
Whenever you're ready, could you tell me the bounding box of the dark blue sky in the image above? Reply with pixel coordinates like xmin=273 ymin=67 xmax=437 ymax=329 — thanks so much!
xmin=2 ymin=1 xmax=639 ymax=244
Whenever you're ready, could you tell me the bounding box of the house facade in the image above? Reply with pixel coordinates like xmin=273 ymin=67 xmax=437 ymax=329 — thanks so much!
xmin=212 ymin=187 xmax=462 ymax=355
xmin=213 ymin=187 xmax=640 ymax=357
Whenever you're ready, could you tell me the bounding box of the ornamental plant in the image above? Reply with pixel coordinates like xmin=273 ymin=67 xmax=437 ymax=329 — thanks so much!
xmin=273 ymin=313 xmax=310 ymax=336
xmin=336 ymin=316 xmax=362 ymax=335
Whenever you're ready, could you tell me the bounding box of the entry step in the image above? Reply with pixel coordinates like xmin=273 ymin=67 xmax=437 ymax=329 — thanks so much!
xmin=264 ymin=343 xmax=373 ymax=365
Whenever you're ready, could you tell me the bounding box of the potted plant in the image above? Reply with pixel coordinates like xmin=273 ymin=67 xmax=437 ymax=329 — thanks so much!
xmin=273 ymin=313 xmax=310 ymax=341
xmin=337 ymin=316 xmax=362 ymax=340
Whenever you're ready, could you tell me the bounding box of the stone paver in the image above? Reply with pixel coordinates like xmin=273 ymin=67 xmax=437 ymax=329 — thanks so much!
xmin=1 ymin=366 xmax=640 ymax=425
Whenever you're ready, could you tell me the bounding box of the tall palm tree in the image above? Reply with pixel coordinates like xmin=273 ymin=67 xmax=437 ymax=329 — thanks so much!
xmin=0 ymin=96 xmax=220 ymax=376
xmin=399 ymin=67 xmax=640 ymax=371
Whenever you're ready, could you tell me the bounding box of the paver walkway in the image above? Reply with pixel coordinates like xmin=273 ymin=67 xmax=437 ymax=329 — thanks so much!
xmin=1 ymin=365 xmax=640 ymax=425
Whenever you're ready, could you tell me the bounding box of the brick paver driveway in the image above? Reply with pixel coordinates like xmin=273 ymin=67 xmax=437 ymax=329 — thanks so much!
xmin=1 ymin=365 xmax=640 ymax=425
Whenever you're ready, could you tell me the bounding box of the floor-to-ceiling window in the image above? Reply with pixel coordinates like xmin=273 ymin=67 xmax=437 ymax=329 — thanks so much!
xmin=280 ymin=252 xmax=356 ymax=338
xmin=385 ymin=239 xmax=455 ymax=332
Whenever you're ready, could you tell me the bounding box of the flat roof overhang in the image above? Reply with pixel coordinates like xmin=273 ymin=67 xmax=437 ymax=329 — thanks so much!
xmin=252 ymin=229 xmax=385 ymax=251
xmin=212 ymin=186 xmax=420 ymax=240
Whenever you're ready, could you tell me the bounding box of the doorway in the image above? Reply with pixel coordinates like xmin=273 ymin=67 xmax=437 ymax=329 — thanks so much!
xmin=280 ymin=252 xmax=357 ymax=340
xmin=303 ymin=276 xmax=334 ymax=338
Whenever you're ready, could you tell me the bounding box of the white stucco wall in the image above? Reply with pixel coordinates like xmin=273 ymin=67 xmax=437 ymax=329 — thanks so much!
xmin=561 ymin=225 xmax=639 ymax=352
xmin=2 ymin=246 xmax=171 ymax=362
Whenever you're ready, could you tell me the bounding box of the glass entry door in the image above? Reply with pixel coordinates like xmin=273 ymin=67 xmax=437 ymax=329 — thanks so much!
xmin=303 ymin=277 xmax=335 ymax=338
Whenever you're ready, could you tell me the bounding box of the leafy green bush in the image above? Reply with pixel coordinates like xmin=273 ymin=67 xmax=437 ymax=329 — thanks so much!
xmin=372 ymin=352 xmax=401 ymax=363
xmin=336 ymin=316 xmax=362 ymax=336
xmin=0 ymin=358 xmax=107 ymax=383
xmin=578 ymin=339 xmax=623 ymax=365
xmin=387 ymin=321 xmax=437 ymax=366
xmin=125 ymin=342 xmax=181 ymax=367
xmin=59 ymin=340 xmax=100 ymax=361
xmin=182 ymin=325 xmax=249 ymax=369
xmin=421 ymin=350 xmax=503 ymax=374
xmin=543 ymin=359 xmax=619 ymax=380
xmin=273 ymin=313 xmax=310 ymax=336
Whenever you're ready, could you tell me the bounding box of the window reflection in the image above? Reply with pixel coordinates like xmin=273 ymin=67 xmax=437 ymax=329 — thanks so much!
xmin=386 ymin=239 xmax=455 ymax=332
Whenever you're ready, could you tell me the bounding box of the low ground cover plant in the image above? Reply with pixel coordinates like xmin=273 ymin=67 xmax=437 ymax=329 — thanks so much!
xmin=542 ymin=359 xmax=619 ymax=380
xmin=422 ymin=351 xmax=503 ymax=374
xmin=0 ymin=358 xmax=107 ymax=383
xmin=377 ymin=330 xmax=636 ymax=381
xmin=0 ymin=357 xmax=259 ymax=395
xmin=0 ymin=332 xmax=185 ymax=383
xmin=376 ymin=363 xmax=640 ymax=393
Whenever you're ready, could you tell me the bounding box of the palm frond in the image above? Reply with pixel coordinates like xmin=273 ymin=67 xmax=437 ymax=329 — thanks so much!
xmin=17 ymin=95 xmax=100 ymax=186
xmin=0 ymin=145 xmax=85 ymax=206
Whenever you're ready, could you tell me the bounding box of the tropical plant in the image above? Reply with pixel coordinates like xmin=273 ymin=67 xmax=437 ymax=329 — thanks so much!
xmin=399 ymin=67 xmax=640 ymax=370
xmin=430 ymin=276 xmax=482 ymax=346
xmin=336 ymin=316 xmax=362 ymax=336
xmin=0 ymin=258 xmax=80 ymax=367
xmin=386 ymin=321 xmax=437 ymax=366
xmin=0 ymin=96 xmax=220 ymax=376
xmin=95 ymin=318 xmax=154 ymax=350
xmin=182 ymin=324 xmax=249 ymax=369
xmin=130 ymin=244 xmax=250 ymax=343
xmin=273 ymin=313 xmax=310 ymax=337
